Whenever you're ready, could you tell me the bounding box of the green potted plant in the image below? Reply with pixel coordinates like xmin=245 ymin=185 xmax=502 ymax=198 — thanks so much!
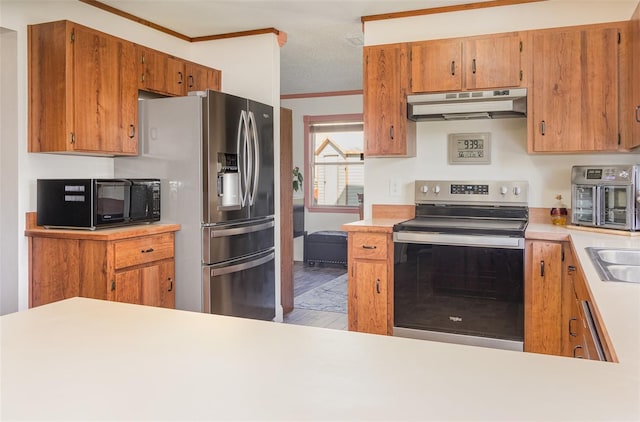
xmin=293 ymin=166 xmax=303 ymax=192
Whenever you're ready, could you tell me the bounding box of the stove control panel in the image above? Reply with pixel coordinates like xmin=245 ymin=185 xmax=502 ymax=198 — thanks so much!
xmin=415 ymin=180 xmax=529 ymax=205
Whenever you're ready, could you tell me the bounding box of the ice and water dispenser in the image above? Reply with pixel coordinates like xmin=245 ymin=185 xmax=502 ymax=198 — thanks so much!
xmin=217 ymin=153 xmax=241 ymax=208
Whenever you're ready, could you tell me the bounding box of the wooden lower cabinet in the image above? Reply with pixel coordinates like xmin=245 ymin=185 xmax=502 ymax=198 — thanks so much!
xmin=347 ymin=231 xmax=393 ymax=335
xmin=524 ymin=240 xmax=564 ymax=355
xmin=27 ymin=222 xmax=179 ymax=309
xmin=525 ymin=238 xmax=613 ymax=361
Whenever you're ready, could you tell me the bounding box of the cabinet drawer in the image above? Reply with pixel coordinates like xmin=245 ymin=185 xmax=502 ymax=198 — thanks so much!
xmin=114 ymin=233 xmax=174 ymax=269
xmin=351 ymin=232 xmax=388 ymax=260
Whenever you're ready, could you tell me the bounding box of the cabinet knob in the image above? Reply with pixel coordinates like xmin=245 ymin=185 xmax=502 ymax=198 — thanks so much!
xmin=472 ymin=58 xmax=477 ymax=74
xmin=376 ymin=278 xmax=380 ymax=294
xmin=389 ymin=125 xmax=394 ymax=141
xmin=141 ymin=248 xmax=154 ymax=254
xmin=178 ymin=71 xmax=183 ymax=85
xmin=539 ymin=120 xmax=546 ymax=136
xmin=636 ymin=105 xmax=640 ymax=123
xmin=168 ymin=277 xmax=173 ymax=292
xmin=111 ymin=280 xmax=116 ymax=291
xmin=129 ymin=124 xmax=136 ymax=139
xmin=361 ymin=245 xmax=377 ymax=250
xmin=450 ymin=60 xmax=455 ymax=76
xmin=540 ymin=260 xmax=545 ymax=277
xmin=573 ymin=345 xmax=584 ymax=358
xmin=188 ymin=75 xmax=195 ymax=88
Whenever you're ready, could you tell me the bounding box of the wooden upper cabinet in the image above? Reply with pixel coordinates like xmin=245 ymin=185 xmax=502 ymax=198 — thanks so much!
xmin=410 ymin=33 xmax=523 ymax=93
xmin=529 ymin=24 xmax=621 ymax=152
xmin=363 ymin=43 xmax=416 ymax=157
xmin=138 ymin=47 xmax=222 ymax=96
xmin=138 ymin=46 xmax=185 ymax=96
xmin=28 ymin=20 xmax=138 ymax=156
xmin=411 ymin=39 xmax=462 ymax=92
xmin=628 ymin=4 xmax=640 ymax=149
xmin=184 ymin=61 xmax=222 ymax=93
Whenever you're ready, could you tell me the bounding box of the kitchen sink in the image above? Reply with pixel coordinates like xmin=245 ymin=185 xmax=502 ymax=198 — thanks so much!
xmin=586 ymin=247 xmax=640 ymax=284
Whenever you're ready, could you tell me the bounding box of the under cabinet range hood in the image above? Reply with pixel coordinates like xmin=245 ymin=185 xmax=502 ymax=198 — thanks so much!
xmin=407 ymin=88 xmax=527 ymax=121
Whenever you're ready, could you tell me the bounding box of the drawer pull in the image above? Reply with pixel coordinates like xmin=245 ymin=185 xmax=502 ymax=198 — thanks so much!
xmin=568 ymin=317 xmax=577 ymax=337
xmin=168 ymin=277 xmax=173 ymax=292
xmin=111 ymin=280 xmax=115 ymax=291
xmin=573 ymin=345 xmax=584 ymax=358
xmin=141 ymin=248 xmax=155 ymax=254
xmin=540 ymin=260 xmax=545 ymax=277
xmin=362 ymin=245 xmax=377 ymax=250
xmin=376 ymin=278 xmax=380 ymax=294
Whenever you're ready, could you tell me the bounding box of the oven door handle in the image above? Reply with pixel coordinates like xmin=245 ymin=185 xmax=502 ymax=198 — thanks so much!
xmin=393 ymin=232 xmax=524 ymax=249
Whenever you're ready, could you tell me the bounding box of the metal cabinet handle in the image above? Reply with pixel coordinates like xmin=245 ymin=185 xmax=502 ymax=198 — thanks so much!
xmin=188 ymin=75 xmax=195 ymax=88
xmin=539 ymin=120 xmax=546 ymax=136
xmin=389 ymin=125 xmax=394 ymax=141
xmin=540 ymin=260 xmax=545 ymax=277
xmin=450 ymin=61 xmax=455 ymax=76
xmin=178 ymin=71 xmax=183 ymax=85
xmin=362 ymin=245 xmax=377 ymax=250
xmin=573 ymin=345 xmax=584 ymax=358
xmin=376 ymin=278 xmax=381 ymax=294
xmin=569 ymin=317 xmax=577 ymax=337
xmin=636 ymin=105 xmax=640 ymax=123
xmin=111 ymin=280 xmax=116 ymax=292
xmin=129 ymin=124 xmax=135 ymax=139
xmin=141 ymin=248 xmax=154 ymax=254
xmin=168 ymin=277 xmax=173 ymax=292
xmin=472 ymin=58 xmax=477 ymax=74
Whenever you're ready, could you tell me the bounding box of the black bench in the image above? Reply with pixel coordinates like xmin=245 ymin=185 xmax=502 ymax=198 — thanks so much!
xmin=304 ymin=230 xmax=348 ymax=266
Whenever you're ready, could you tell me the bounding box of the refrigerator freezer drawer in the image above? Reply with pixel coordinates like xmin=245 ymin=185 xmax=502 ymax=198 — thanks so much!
xmin=202 ymin=217 xmax=274 ymax=264
xmin=202 ymin=249 xmax=275 ymax=321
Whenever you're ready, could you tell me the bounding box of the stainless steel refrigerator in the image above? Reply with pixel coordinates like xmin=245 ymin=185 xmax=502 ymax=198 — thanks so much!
xmin=115 ymin=90 xmax=275 ymax=320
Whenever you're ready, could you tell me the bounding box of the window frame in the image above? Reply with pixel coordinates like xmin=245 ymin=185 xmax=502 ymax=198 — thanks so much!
xmin=303 ymin=113 xmax=364 ymax=214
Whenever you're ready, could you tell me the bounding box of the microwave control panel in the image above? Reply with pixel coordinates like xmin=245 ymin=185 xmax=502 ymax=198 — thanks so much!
xmin=572 ymin=165 xmax=638 ymax=184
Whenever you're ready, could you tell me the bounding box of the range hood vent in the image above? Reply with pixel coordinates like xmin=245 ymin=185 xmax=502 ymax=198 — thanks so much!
xmin=407 ymin=88 xmax=527 ymax=121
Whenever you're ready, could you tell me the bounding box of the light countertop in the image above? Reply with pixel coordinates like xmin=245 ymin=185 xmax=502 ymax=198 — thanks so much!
xmin=2 ymin=223 xmax=639 ymax=420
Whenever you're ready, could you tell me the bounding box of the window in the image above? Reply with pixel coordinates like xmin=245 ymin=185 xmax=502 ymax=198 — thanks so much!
xmin=304 ymin=114 xmax=364 ymax=212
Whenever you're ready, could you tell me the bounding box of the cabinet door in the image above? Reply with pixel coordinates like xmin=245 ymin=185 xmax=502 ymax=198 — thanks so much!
xmin=530 ymin=26 xmax=619 ymax=152
xmin=30 ymin=238 xmax=81 ymax=307
xmin=72 ymin=25 xmax=138 ymax=155
xmin=464 ymin=34 xmax=522 ymax=90
xmin=141 ymin=260 xmax=176 ymax=309
xmin=184 ymin=62 xmax=212 ymax=93
xmin=363 ymin=44 xmax=415 ymax=157
xmin=630 ymin=5 xmax=640 ymax=149
xmin=349 ymin=260 xmax=388 ymax=335
xmin=525 ymin=240 xmax=563 ymax=355
xmin=113 ymin=269 xmax=142 ymax=305
xmin=139 ymin=47 xmax=185 ymax=96
xmin=410 ymin=39 xmax=462 ymax=92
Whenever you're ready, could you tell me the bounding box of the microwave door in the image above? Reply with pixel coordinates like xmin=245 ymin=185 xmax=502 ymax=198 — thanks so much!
xmin=572 ymin=185 xmax=598 ymax=226
xmin=600 ymin=185 xmax=633 ymax=230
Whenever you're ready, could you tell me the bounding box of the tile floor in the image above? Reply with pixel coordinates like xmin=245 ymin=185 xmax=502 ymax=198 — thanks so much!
xmin=282 ymin=261 xmax=348 ymax=330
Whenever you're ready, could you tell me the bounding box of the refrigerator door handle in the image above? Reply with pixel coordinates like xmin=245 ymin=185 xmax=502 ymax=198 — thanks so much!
xmin=210 ymin=250 xmax=274 ymax=277
xmin=209 ymin=219 xmax=274 ymax=238
xmin=248 ymin=111 xmax=260 ymax=206
xmin=237 ymin=110 xmax=250 ymax=207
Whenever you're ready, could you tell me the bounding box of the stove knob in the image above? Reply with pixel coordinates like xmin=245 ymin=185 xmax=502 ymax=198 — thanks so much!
xmin=500 ymin=186 xmax=508 ymax=195
xmin=513 ymin=186 xmax=522 ymax=196
xmin=420 ymin=185 xmax=429 ymax=194
xmin=434 ymin=185 xmax=441 ymax=194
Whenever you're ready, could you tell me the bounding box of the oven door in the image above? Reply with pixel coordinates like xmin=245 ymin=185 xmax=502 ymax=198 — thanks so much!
xmin=393 ymin=233 xmax=524 ymax=351
xmin=599 ymin=185 xmax=634 ymax=230
xmin=572 ymin=184 xmax=598 ymax=227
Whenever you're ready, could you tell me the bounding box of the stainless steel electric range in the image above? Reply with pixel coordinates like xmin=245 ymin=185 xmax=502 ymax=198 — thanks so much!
xmin=393 ymin=180 xmax=529 ymax=351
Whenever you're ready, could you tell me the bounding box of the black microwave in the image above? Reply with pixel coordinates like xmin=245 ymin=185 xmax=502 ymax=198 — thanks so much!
xmin=37 ymin=179 xmax=161 ymax=230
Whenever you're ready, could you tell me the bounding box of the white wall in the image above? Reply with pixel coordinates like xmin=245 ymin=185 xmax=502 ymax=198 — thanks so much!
xmin=362 ymin=0 xmax=640 ymax=217
xmin=1 ymin=1 xmax=281 ymax=314
xmin=281 ymin=94 xmax=363 ymax=260
xmin=1 ymin=27 xmax=19 ymax=315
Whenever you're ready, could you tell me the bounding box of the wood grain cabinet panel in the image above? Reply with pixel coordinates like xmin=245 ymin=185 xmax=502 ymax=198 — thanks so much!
xmin=347 ymin=231 xmax=394 ymax=335
xmin=410 ymin=33 xmax=523 ymax=93
xmin=28 ymin=20 xmax=138 ymax=156
xmin=138 ymin=46 xmax=185 ymax=96
xmin=628 ymin=4 xmax=640 ymax=149
xmin=529 ymin=24 xmax=621 ymax=152
xmin=524 ymin=240 xmax=564 ymax=355
xmin=28 ymin=225 xmax=178 ymax=309
xmin=363 ymin=43 xmax=416 ymax=157
xmin=184 ymin=61 xmax=222 ymax=93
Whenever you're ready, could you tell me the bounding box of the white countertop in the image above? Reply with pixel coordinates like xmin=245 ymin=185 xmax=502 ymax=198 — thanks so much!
xmin=1 ymin=224 xmax=639 ymax=420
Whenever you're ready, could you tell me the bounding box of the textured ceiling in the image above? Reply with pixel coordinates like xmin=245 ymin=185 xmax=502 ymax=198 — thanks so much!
xmin=96 ymin=1 xmax=489 ymax=95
